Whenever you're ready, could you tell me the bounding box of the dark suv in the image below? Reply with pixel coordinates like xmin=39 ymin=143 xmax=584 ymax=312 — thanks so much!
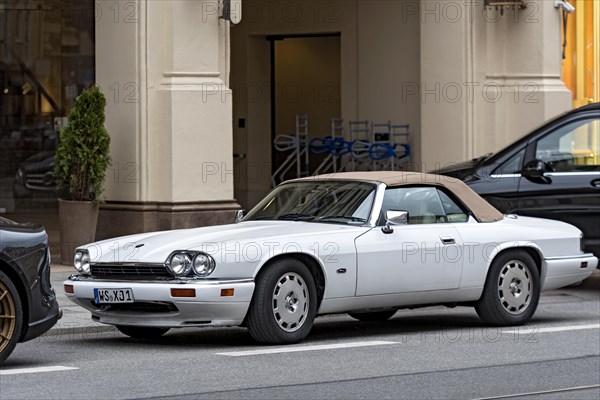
xmin=435 ymin=103 xmax=600 ymax=257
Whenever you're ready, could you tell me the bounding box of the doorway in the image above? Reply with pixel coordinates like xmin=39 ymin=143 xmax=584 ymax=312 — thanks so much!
xmin=231 ymin=33 xmax=341 ymax=209
xmin=269 ymin=34 xmax=341 ymax=184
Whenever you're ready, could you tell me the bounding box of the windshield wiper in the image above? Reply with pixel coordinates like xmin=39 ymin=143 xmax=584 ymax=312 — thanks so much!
xmin=277 ymin=213 xmax=316 ymax=221
xmin=316 ymin=215 xmax=367 ymax=223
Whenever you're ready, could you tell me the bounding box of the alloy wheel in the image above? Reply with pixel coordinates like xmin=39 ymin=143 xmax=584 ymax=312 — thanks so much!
xmin=272 ymin=272 xmax=309 ymax=332
xmin=0 ymin=281 xmax=17 ymax=354
xmin=497 ymin=260 xmax=532 ymax=315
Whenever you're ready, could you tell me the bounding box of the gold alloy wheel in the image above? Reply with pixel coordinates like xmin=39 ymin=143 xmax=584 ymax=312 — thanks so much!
xmin=0 ymin=281 xmax=17 ymax=354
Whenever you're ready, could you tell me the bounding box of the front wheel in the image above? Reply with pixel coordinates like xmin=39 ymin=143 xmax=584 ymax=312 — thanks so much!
xmin=246 ymin=259 xmax=317 ymax=344
xmin=475 ymin=250 xmax=540 ymax=326
xmin=0 ymin=271 xmax=23 ymax=364
xmin=116 ymin=325 xmax=169 ymax=339
xmin=0 ymin=272 xmax=23 ymax=364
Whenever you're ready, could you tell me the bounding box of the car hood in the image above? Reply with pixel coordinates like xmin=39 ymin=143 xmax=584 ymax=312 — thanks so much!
xmin=83 ymin=221 xmax=369 ymax=264
xmin=430 ymin=159 xmax=478 ymax=180
xmin=499 ymin=214 xmax=581 ymax=234
xmin=0 ymin=217 xmax=45 ymax=234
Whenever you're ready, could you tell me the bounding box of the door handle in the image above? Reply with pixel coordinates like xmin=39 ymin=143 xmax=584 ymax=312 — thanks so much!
xmin=440 ymin=236 xmax=455 ymax=245
xmin=591 ymin=179 xmax=600 ymax=189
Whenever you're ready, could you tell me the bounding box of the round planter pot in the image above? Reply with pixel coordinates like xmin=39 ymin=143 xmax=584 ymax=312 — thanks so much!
xmin=58 ymin=199 xmax=99 ymax=265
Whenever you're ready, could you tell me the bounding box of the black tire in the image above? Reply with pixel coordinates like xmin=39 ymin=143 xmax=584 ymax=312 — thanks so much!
xmin=475 ymin=250 xmax=540 ymax=326
xmin=247 ymin=259 xmax=317 ymax=344
xmin=0 ymin=271 xmax=23 ymax=364
xmin=116 ymin=325 xmax=169 ymax=339
xmin=348 ymin=310 xmax=397 ymax=322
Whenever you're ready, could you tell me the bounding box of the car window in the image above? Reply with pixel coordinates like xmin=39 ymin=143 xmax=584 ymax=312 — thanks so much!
xmin=381 ymin=187 xmax=446 ymax=225
xmin=437 ymin=189 xmax=469 ymax=223
xmin=493 ymin=148 xmax=525 ymax=175
xmin=535 ymin=118 xmax=600 ymax=172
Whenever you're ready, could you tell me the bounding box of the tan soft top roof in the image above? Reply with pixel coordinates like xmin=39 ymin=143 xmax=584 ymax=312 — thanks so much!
xmin=292 ymin=171 xmax=503 ymax=223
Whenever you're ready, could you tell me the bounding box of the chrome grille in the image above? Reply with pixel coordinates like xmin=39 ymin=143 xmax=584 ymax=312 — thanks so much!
xmin=90 ymin=263 xmax=171 ymax=278
xmin=25 ymin=172 xmax=55 ymax=191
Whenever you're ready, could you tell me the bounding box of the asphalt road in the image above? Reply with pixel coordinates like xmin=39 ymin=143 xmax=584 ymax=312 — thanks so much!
xmin=1 ymin=274 xmax=598 ymax=400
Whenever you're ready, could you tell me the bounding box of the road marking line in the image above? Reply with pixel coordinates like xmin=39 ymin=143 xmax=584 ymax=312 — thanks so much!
xmin=502 ymin=323 xmax=600 ymax=335
xmin=471 ymin=384 xmax=600 ymax=400
xmin=0 ymin=366 xmax=79 ymax=376
xmin=217 ymin=340 xmax=398 ymax=357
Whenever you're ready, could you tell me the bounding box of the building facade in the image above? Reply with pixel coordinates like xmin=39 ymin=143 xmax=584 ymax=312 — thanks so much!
xmin=1 ymin=0 xmax=598 ymax=245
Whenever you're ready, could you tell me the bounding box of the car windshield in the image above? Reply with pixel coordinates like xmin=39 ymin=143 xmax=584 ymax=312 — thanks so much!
xmin=244 ymin=181 xmax=376 ymax=225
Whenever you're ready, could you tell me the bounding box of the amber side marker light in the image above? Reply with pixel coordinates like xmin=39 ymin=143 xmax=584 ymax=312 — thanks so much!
xmin=64 ymin=284 xmax=74 ymax=294
xmin=171 ymin=288 xmax=196 ymax=298
xmin=221 ymin=289 xmax=235 ymax=297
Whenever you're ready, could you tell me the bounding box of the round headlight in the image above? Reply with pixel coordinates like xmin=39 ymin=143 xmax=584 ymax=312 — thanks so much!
xmin=192 ymin=254 xmax=215 ymax=277
xmin=74 ymin=251 xmax=83 ymax=272
xmin=81 ymin=252 xmax=91 ymax=274
xmin=168 ymin=253 xmax=192 ymax=277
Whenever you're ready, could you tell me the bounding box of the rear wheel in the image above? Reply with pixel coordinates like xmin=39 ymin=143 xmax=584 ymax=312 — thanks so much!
xmin=0 ymin=271 xmax=23 ymax=364
xmin=475 ymin=250 xmax=540 ymax=326
xmin=116 ymin=325 xmax=169 ymax=339
xmin=348 ymin=310 xmax=396 ymax=322
xmin=247 ymin=259 xmax=317 ymax=344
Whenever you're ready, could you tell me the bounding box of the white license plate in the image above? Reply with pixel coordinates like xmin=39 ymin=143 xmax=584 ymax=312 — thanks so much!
xmin=94 ymin=288 xmax=134 ymax=304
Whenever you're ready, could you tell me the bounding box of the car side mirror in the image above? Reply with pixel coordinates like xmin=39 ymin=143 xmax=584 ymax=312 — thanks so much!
xmin=382 ymin=210 xmax=408 ymax=234
xmin=235 ymin=209 xmax=245 ymax=223
xmin=522 ymin=159 xmax=546 ymax=179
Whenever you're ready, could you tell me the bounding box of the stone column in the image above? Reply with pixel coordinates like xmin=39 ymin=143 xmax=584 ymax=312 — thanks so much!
xmin=419 ymin=0 xmax=471 ymax=170
xmin=419 ymin=0 xmax=572 ymax=169
xmin=95 ymin=0 xmax=239 ymax=240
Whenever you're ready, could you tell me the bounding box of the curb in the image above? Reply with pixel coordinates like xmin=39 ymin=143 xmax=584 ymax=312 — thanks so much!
xmin=44 ymin=325 xmax=117 ymax=337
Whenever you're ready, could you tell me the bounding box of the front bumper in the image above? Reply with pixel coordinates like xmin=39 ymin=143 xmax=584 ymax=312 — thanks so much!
xmin=21 ymin=247 xmax=61 ymax=342
xmin=541 ymin=253 xmax=598 ymax=291
xmin=22 ymin=300 xmax=61 ymax=342
xmin=64 ymin=276 xmax=255 ymax=328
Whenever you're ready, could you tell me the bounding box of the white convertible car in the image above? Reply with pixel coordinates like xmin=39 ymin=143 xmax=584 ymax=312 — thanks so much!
xmin=64 ymin=172 xmax=597 ymax=344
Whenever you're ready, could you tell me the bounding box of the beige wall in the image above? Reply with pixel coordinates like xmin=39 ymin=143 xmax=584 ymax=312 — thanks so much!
xmin=95 ymin=0 xmax=141 ymax=201
xmin=420 ymin=0 xmax=571 ymax=170
xmin=96 ymin=0 xmax=235 ymax=204
xmin=96 ymin=0 xmax=573 ymax=223
xmin=232 ymin=36 xmax=271 ymax=209
xmin=233 ymin=0 xmax=571 ymax=200
xmin=477 ymin=0 xmax=572 ymax=156
xmin=231 ymin=0 xmax=421 ymax=208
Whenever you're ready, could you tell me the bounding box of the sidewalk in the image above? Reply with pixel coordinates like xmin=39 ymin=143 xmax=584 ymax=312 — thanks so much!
xmin=49 ymin=264 xmax=116 ymax=335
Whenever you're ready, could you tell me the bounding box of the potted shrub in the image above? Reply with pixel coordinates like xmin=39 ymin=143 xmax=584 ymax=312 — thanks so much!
xmin=54 ymin=86 xmax=111 ymax=265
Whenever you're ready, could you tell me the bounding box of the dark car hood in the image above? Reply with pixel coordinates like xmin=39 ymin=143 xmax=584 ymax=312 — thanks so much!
xmin=431 ymin=159 xmax=478 ymax=180
xmin=432 ymin=153 xmax=494 ymax=180
xmin=0 ymin=216 xmax=44 ymax=233
xmin=20 ymin=152 xmax=55 ymax=173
